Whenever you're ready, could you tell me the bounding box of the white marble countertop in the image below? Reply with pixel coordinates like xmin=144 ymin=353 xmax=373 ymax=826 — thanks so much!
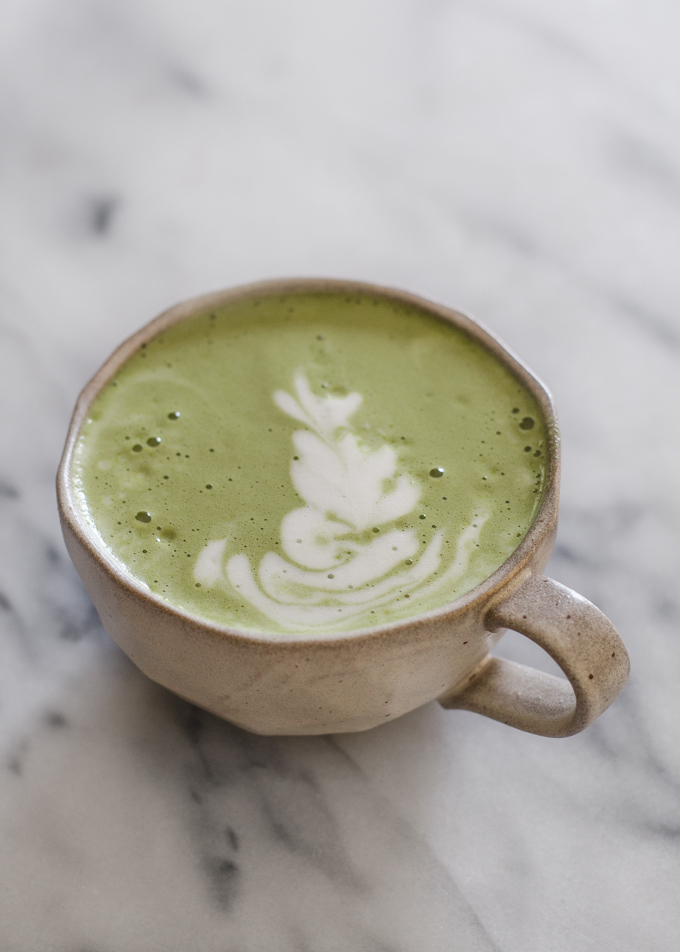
xmin=1 ymin=1 xmax=679 ymax=949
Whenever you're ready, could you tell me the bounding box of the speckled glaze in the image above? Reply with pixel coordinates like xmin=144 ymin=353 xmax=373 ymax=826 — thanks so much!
xmin=57 ymin=278 xmax=629 ymax=736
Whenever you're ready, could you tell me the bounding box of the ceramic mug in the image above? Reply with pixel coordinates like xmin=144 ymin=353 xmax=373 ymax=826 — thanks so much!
xmin=57 ymin=278 xmax=629 ymax=737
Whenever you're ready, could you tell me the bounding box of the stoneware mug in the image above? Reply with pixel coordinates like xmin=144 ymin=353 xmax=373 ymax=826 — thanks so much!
xmin=57 ymin=278 xmax=630 ymax=737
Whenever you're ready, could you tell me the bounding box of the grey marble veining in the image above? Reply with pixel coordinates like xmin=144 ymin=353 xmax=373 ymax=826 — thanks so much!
xmin=1 ymin=1 xmax=680 ymax=949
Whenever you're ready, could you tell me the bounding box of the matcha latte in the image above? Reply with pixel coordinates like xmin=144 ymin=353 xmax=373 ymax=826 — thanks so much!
xmin=73 ymin=291 xmax=548 ymax=634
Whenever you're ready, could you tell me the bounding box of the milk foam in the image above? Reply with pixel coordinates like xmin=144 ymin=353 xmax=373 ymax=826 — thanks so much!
xmin=195 ymin=372 xmax=486 ymax=630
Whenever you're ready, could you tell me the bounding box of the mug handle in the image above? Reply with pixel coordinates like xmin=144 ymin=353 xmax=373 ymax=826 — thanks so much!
xmin=439 ymin=575 xmax=630 ymax=737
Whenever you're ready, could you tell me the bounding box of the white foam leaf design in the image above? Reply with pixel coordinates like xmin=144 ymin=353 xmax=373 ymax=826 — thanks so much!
xmin=195 ymin=372 xmax=486 ymax=630
xmin=194 ymin=538 xmax=228 ymax=585
xmin=273 ymin=372 xmax=362 ymax=439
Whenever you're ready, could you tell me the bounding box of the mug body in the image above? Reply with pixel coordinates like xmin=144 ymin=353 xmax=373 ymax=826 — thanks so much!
xmin=60 ymin=509 xmax=556 ymax=734
xmin=58 ymin=278 xmax=560 ymax=735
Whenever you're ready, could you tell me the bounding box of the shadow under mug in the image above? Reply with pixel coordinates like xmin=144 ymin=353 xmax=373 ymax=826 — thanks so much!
xmin=57 ymin=278 xmax=630 ymax=737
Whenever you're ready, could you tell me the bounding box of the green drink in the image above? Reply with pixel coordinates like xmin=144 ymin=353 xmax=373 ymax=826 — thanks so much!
xmin=73 ymin=291 xmax=547 ymax=634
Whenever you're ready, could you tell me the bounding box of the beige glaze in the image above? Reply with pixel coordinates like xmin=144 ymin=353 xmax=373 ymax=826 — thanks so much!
xmin=57 ymin=278 xmax=629 ymax=736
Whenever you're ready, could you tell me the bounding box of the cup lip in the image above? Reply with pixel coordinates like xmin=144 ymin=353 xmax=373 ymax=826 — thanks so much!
xmin=57 ymin=276 xmax=560 ymax=647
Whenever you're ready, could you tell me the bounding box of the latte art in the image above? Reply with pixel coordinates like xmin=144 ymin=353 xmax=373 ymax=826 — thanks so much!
xmin=195 ymin=373 xmax=487 ymax=628
xmin=73 ymin=290 xmax=547 ymax=634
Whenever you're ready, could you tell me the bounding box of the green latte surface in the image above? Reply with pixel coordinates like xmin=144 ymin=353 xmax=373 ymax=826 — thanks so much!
xmin=73 ymin=291 xmax=548 ymax=634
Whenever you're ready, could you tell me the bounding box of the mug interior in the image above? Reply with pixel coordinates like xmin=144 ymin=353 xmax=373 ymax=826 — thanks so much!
xmin=57 ymin=278 xmax=560 ymax=644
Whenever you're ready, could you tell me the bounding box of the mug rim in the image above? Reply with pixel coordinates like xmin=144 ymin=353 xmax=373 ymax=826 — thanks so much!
xmin=57 ymin=277 xmax=560 ymax=646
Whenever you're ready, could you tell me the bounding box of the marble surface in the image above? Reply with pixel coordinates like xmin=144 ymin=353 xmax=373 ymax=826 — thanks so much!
xmin=1 ymin=0 xmax=679 ymax=948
